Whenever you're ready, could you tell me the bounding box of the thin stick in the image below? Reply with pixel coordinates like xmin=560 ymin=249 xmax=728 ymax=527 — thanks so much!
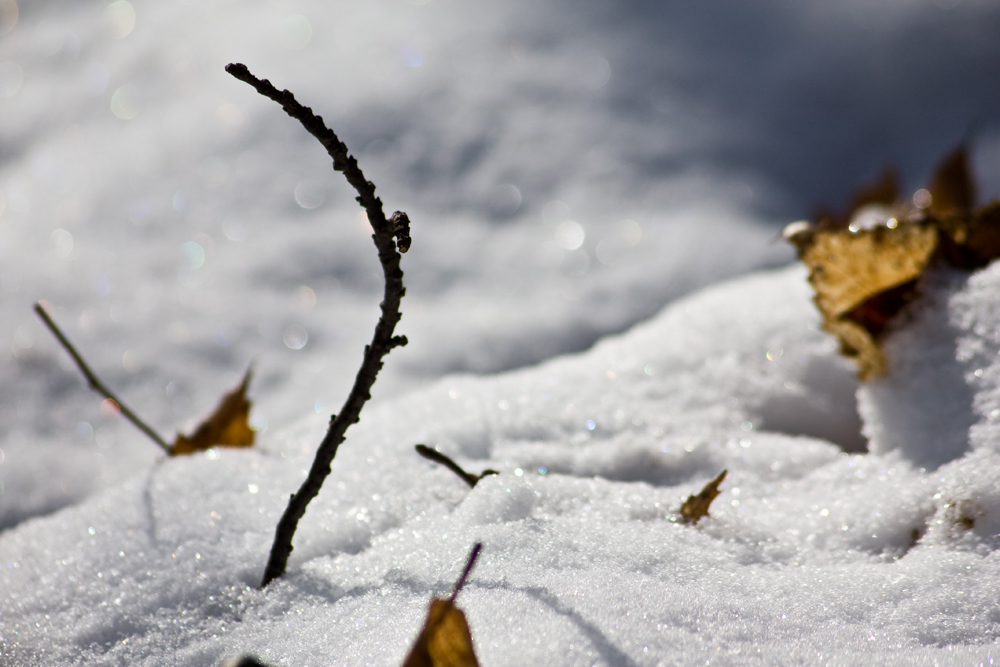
xmin=226 ymin=63 xmax=410 ymax=589
xmin=450 ymin=542 xmax=483 ymax=603
xmin=34 ymin=302 xmax=171 ymax=454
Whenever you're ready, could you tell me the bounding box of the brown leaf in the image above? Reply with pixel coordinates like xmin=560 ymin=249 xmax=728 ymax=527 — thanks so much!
xmin=402 ymin=544 xmax=483 ymax=667
xmin=785 ymin=221 xmax=938 ymax=380
xmin=680 ymin=469 xmax=726 ymax=525
xmin=402 ymin=598 xmax=481 ymax=667
xmin=785 ymin=144 xmax=1000 ymax=380
xmin=171 ymin=368 xmax=255 ymax=455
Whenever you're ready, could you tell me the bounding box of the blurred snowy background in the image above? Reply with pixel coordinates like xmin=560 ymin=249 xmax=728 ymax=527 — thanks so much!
xmin=5 ymin=0 xmax=1000 ymax=529
xmin=5 ymin=0 xmax=1000 ymax=663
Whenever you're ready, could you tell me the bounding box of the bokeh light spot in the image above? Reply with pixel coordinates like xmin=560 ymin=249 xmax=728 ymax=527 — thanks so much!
xmin=110 ymin=85 xmax=139 ymax=119
xmin=294 ymin=181 xmax=325 ymax=209
xmin=104 ymin=1 xmax=135 ymax=39
xmin=283 ymin=324 xmax=308 ymax=350
xmin=489 ymin=183 xmax=522 ymax=217
xmin=50 ymin=228 xmax=73 ymax=258
xmin=296 ymin=285 xmax=316 ymax=310
xmin=279 ymin=15 xmax=312 ymax=50
xmin=217 ymin=103 xmax=244 ymax=130
xmin=181 ymin=241 xmax=205 ymax=270
xmin=554 ymin=220 xmax=585 ymax=250
xmin=619 ymin=219 xmax=642 ymax=246
xmin=223 ymin=219 xmax=246 ymax=242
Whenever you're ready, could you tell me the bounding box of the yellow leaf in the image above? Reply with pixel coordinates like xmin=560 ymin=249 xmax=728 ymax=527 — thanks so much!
xmin=786 ymin=145 xmax=1000 ymax=380
xmin=402 ymin=598 xmax=480 ymax=667
xmin=171 ymin=368 xmax=254 ymax=455
xmin=680 ymin=469 xmax=726 ymax=525
xmin=787 ymin=221 xmax=938 ymax=380
xmin=402 ymin=543 xmax=483 ymax=667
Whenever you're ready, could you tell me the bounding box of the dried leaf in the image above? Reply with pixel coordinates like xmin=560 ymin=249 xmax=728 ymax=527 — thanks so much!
xmin=171 ymin=368 xmax=254 ymax=455
xmin=680 ymin=470 xmax=726 ymax=525
xmin=786 ymin=145 xmax=1000 ymax=380
xmin=402 ymin=543 xmax=483 ymax=667
xmin=402 ymin=598 xmax=480 ymax=667
xmin=786 ymin=221 xmax=938 ymax=380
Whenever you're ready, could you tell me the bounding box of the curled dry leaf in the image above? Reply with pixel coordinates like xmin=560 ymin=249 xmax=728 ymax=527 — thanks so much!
xmin=785 ymin=145 xmax=1000 ymax=380
xmin=402 ymin=543 xmax=483 ymax=667
xmin=402 ymin=598 xmax=480 ymax=667
xmin=171 ymin=368 xmax=254 ymax=455
xmin=679 ymin=469 xmax=727 ymax=525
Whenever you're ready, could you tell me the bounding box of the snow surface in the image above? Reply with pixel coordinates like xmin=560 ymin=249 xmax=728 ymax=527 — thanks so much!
xmin=5 ymin=0 xmax=1000 ymax=664
xmin=7 ymin=265 xmax=1000 ymax=665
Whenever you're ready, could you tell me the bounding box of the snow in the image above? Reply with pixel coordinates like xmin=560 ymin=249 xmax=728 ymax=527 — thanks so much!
xmin=5 ymin=0 xmax=1000 ymax=664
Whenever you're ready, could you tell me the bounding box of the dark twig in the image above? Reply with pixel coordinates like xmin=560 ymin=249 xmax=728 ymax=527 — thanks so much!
xmin=415 ymin=444 xmax=498 ymax=488
xmin=226 ymin=63 xmax=410 ymax=588
xmin=34 ymin=302 xmax=171 ymax=454
xmin=450 ymin=542 xmax=483 ymax=603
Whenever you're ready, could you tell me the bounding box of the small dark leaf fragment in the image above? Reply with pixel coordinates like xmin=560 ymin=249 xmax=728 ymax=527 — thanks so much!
xmin=928 ymin=144 xmax=975 ymax=218
xmin=679 ymin=470 xmax=727 ymax=525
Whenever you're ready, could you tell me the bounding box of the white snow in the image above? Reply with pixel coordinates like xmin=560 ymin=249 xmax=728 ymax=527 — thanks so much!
xmin=5 ymin=0 xmax=1000 ymax=664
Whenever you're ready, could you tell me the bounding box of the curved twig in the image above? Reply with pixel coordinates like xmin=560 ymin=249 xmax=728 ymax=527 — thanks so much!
xmin=415 ymin=444 xmax=499 ymax=488
xmin=225 ymin=63 xmax=410 ymax=588
xmin=34 ymin=302 xmax=171 ymax=454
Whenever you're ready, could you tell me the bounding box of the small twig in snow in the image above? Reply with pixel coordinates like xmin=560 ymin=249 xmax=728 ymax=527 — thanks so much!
xmin=225 ymin=63 xmax=410 ymax=588
xmin=34 ymin=301 xmax=171 ymax=454
xmin=415 ymin=445 xmax=499 ymax=488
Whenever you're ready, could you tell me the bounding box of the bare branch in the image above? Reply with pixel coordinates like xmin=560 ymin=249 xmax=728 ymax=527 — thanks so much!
xmin=225 ymin=63 xmax=410 ymax=588
xmin=34 ymin=302 xmax=171 ymax=454
xmin=415 ymin=445 xmax=498 ymax=488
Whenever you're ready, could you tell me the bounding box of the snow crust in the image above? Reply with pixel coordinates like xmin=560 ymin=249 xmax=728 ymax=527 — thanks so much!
xmin=5 ymin=264 xmax=1000 ymax=665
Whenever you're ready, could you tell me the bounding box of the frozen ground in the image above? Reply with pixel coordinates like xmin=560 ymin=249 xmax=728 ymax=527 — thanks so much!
xmin=4 ymin=0 xmax=1000 ymax=664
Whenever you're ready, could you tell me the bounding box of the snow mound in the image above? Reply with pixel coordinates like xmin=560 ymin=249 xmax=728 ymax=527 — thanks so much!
xmin=4 ymin=263 xmax=1000 ymax=665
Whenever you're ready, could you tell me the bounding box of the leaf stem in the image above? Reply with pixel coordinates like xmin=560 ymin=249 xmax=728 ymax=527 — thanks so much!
xmin=450 ymin=542 xmax=483 ymax=602
xmin=34 ymin=302 xmax=171 ymax=454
